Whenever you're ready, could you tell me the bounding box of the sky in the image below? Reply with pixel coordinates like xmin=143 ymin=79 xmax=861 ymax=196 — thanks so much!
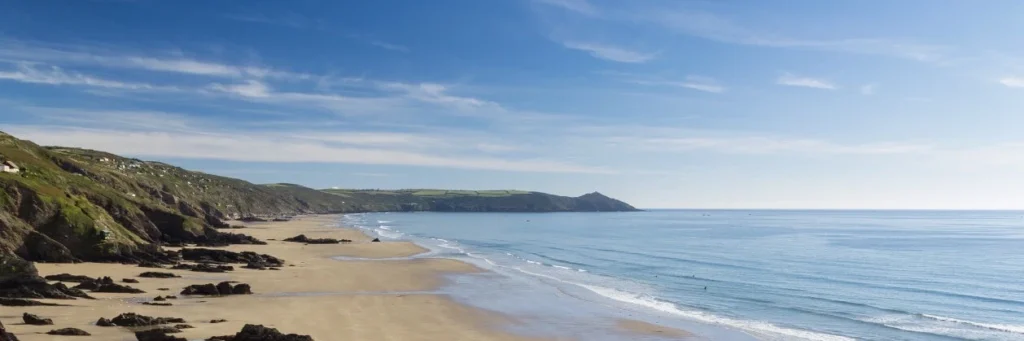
xmin=2 ymin=0 xmax=1024 ymax=209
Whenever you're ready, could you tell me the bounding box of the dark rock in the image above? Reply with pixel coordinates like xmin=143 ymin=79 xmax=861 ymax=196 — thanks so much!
xmin=282 ymin=234 xmax=341 ymax=244
xmin=216 ymin=282 xmax=233 ymax=295
xmin=371 ymin=238 xmax=380 ymax=242
xmin=210 ymin=319 xmax=227 ymax=323
xmin=23 ymin=312 xmax=54 ymax=325
xmin=46 ymin=328 xmax=90 ymax=336
xmin=166 ymin=295 xmax=177 ymax=299
xmin=243 ymin=262 xmax=266 ymax=270
xmin=0 ymin=255 xmax=79 ymax=299
xmin=238 ymin=217 xmax=267 ymax=222
xmin=53 ymin=282 xmax=94 ymax=299
xmin=108 ymin=312 xmax=185 ymax=327
xmin=0 ymin=319 xmax=18 ymax=341
xmin=0 ymin=297 xmax=62 ymax=306
xmin=141 ymin=326 xmax=181 ymax=334
xmin=43 ymin=273 xmax=93 ymax=283
xmin=231 ymin=283 xmax=252 ymax=295
xmin=96 ymin=317 xmax=114 ymax=327
xmin=213 ymin=324 xmax=313 ymax=341
xmin=180 ymin=249 xmax=283 ymax=267
xmin=174 ymin=324 xmax=193 ymax=329
xmin=181 ymin=283 xmax=219 ymax=296
xmin=76 ymin=277 xmax=145 ymax=293
xmin=269 ymin=268 xmax=279 ymax=271
xmin=272 ymin=217 xmax=291 ymax=222
xmin=143 ymin=302 xmax=173 ymax=306
xmin=194 ymin=232 xmax=267 ymax=247
xmin=172 ymin=263 xmax=234 ymax=273
xmin=123 ymin=278 xmax=140 ymax=283
xmin=135 ymin=329 xmax=186 ymax=341
xmin=139 ymin=261 xmax=165 ymax=269
xmin=154 ymin=296 xmax=166 ymax=301
xmin=158 ymin=288 xmax=170 ymax=291
xmin=140 ymin=272 xmax=180 ymax=278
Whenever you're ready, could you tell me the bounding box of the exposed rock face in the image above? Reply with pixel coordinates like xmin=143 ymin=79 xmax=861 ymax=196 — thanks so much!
xmin=139 ymin=272 xmax=179 ymax=278
xmin=43 ymin=273 xmax=93 ymax=282
xmin=171 ymin=263 xmax=233 ymax=273
xmin=371 ymin=238 xmax=380 ymax=243
xmin=23 ymin=312 xmax=53 ymax=325
xmin=102 ymin=313 xmax=185 ymax=327
xmin=73 ymin=276 xmax=145 ymax=293
xmin=182 ymin=282 xmax=251 ymax=296
xmin=46 ymin=328 xmax=90 ymax=336
xmin=143 ymin=302 xmax=172 ymax=306
xmin=210 ymin=319 xmax=227 ymax=324
xmin=282 ymin=235 xmax=345 ymax=244
xmin=0 ymin=298 xmax=61 ymax=306
xmin=174 ymin=324 xmax=193 ymax=329
xmin=96 ymin=318 xmax=114 ymax=327
xmin=140 ymin=326 xmax=181 ymax=334
xmin=207 ymin=324 xmax=313 ymax=341
xmin=0 ymin=256 xmax=83 ymax=299
xmin=180 ymin=249 xmax=283 ymax=267
xmin=123 ymin=278 xmax=140 ymax=283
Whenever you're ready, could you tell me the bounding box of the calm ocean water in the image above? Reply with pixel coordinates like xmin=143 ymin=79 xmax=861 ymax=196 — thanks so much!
xmin=340 ymin=210 xmax=1024 ymax=341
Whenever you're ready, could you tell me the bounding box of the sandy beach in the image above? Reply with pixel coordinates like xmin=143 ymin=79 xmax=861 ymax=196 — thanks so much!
xmin=3 ymin=215 xmax=693 ymax=341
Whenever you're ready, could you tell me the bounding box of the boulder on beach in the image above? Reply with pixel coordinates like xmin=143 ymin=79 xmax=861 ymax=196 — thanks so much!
xmin=180 ymin=249 xmax=283 ymax=267
xmin=182 ymin=282 xmax=252 ymax=296
xmin=46 ymin=328 xmax=90 ymax=336
xmin=23 ymin=312 xmax=53 ymax=325
xmin=105 ymin=312 xmax=185 ymax=327
xmin=139 ymin=272 xmax=180 ymax=278
xmin=206 ymin=324 xmax=313 ymax=341
xmin=1 ymin=255 xmax=84 ymax=299
xmin=172 ymin=263 xmax=234 ymax=273
xmin=96 ymin=317 xmax=114 ymax=327
xmin=123 ymin=278 xmax=140 ymax=283
xmin=74 ymin=277 xmax=145 ymax=294
xmin=371 ymin=238 xmax=380 ymax=242
xmin=282 ymin=234 xmax=343 ymax=244
xmin=0 ymin=298 xmax=62 ymax=306
xmin=43 ymin=273 xmax=94 ymax=283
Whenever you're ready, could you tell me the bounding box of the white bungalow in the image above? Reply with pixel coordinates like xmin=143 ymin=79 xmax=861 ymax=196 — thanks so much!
xmin=1 ymin=160 xmax=19 ymax=174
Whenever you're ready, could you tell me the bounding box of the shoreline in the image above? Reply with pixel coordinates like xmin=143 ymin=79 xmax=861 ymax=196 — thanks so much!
xmin=4 ymin=214 xmax=694 ymax=341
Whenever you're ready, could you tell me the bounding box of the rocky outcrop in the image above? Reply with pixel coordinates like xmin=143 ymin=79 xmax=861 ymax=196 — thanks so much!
xmin=282 ymin=235 xmax=346 ymax=244
xmin=22 ymin=312 xmax=53 ymax=325
xmin=172 ymin=263 xmax=233 ymax=273
xmin=123 ymin=278 xmax=140 ymax=283
xmin=0 ymin=298 xmax=62 ymax=306
xmin=207 ymin=324 xmax=313 ymax=341
xmin=73 ymin=276 xmax=145 ymax=293
xmin=139 ymin=272 xmax=179 ymax=278
xmin=101 ymin=313 xmax=185 ymax=327
xmin=46 ymin=328 xmax=90 ymax=336
xmin=43 ymin=273 xmax=93 ymax=282
xmin=180 ymin=249 xmax=283 ymax=267
xmin=181 ymin=281 xmax=251 ymax=296
xmin=0 ymin=256 xmax=86 ymax=299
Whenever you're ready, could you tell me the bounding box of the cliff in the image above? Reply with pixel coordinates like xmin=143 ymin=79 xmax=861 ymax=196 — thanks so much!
xmin=0 ymin=131 xmax=637 ymax=262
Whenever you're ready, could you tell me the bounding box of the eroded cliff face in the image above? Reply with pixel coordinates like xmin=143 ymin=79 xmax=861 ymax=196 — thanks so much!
xmin=0 ymin=130 xmax=638 ymax=263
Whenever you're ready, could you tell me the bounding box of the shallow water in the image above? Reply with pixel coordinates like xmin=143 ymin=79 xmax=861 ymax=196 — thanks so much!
xmin=341 ymin=210 xmax=1024 ymax=341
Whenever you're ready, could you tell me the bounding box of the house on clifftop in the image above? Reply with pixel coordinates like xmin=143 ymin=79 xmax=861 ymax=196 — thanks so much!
xmin=1 ymin=160 xmax=19 ymax=174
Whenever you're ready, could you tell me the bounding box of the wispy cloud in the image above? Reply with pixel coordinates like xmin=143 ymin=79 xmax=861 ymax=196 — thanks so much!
xmin=225 ymin=12 xmax=313 ymax=29
xmin=562 ymin=41 xmax=656 ymax=63
xmin=0 ymin=63 xmax=175 ymax=90
xmin=533 ymin=0 xmax=598 ymax=16
xmin=369 ymin=40 xmax=410 ymax=53
xmin=620 ymin=74 xmax=726 ymax=93
xmin=999 ymin=77 xmax=1024 ymax=88
xmin=777 ymin=73 xmax=837 ymax=90
xmin=5 ymin=124 xmax=610 ymax=174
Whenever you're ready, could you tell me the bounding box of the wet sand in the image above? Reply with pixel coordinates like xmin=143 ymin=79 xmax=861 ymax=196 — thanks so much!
xmin=3 ymin=215 xmax=693 ymax=340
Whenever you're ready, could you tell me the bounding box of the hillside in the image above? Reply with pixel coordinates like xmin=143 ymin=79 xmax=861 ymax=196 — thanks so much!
xmin=0 ymin=131 xmax=637 ymax=262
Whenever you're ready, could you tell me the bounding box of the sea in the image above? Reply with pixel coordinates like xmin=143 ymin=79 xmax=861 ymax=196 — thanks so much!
xmin=338 ymin=210 xmax=1024 ymax=341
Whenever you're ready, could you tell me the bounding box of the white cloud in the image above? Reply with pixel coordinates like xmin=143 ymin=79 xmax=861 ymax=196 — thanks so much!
xmin=0 ymin=63 xmax=173 ymax=90
xmin=999 ymin=77 xmax=1024 ymax=88
xmin=5 ymin=125 xmax=611 ymax=174
xmin=860 ymin=84 xmax=876 ymax=95
xmin=534 ymin=0 xmax=597 ymax=16
xmin=562 ymin=41 xmax=656 ymax=63
xmin=777 ymin=73 xmax=837 ymax=90
xmin=369 ymin=40 xmax=410 ymax=53
xmin=209 ymin=80 xmax=272 ymax=98
xmin=625 ymin=75 xmax=726 ymax=93
xmin=611 ymin=135 xmax=930 ymax=155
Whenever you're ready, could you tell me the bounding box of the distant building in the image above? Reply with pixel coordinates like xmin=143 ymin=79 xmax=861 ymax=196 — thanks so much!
xmin=1 ymin=160 xmax=19 ymax=174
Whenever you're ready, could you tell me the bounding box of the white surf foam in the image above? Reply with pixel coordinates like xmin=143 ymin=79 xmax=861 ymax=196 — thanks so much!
xmin=377 ymin=220 xmax=393 ymax=224
xmin=921 ymin=314 xmax=1024 ymax=334
xmin=379 ymin=225 xmax=392 ymax=230
xmin=552 ymin=265 xmax=571 ymax=270
xmin=374 ymin=229 xmax=404 ymax=239
xmin=526 ymin=260 xmax=542 ymax=265
xmin=508 ymin=267 xmax=852 ymax=341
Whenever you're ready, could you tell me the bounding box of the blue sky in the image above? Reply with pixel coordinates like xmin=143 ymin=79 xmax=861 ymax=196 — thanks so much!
xmin=2 ymin=0 xmax=1024 ymax=209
